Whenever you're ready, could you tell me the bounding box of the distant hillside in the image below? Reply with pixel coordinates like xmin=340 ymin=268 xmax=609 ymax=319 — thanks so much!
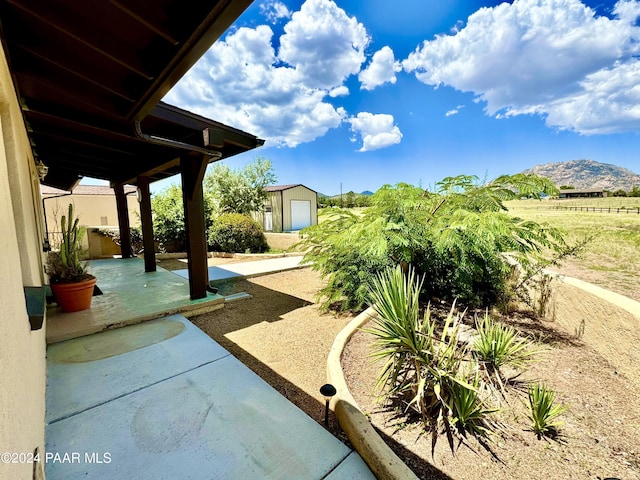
xmin=319 ymin=190 xmax=375 ymax=198
xmin=523 ymin=160 xmax=640 ymax=191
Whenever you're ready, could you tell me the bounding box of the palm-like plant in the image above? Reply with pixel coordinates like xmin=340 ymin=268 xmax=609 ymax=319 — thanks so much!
xmin=473 ymin=314 xmax=543 ymax=392
xmin=527 ymin=382 xmax=568 ymax=438
xmin=366 ymin=265 xmax=499 ymax=453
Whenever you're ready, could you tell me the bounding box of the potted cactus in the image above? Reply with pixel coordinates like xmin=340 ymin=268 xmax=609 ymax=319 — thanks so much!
xmin=45 ymin=203 xmax=96 ymax=312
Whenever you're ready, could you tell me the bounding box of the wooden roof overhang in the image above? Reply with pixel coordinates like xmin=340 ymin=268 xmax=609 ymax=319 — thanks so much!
xmin=0 ymin=0 xmax=263 ymax=191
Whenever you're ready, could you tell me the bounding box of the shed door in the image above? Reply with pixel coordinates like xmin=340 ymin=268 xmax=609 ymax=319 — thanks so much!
xmin=264 ymin=206 xmax=273 ymax=231
xmin=290 ymin=200 xmax=311 ymax=230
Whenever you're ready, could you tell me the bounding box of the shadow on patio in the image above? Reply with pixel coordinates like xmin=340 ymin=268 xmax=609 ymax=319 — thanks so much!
xmin=44 ymin=258 xmax=375 ymax=479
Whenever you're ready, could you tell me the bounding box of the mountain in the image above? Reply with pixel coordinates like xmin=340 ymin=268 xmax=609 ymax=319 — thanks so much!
xmin=522 ymin=159 xmax=640 ymax=191
xmin=319 ymin=190 xmax=374 ymax=198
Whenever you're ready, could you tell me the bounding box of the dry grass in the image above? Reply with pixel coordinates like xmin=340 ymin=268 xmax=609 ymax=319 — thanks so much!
xmin=506 ymin=199 xmax=640 ymax=301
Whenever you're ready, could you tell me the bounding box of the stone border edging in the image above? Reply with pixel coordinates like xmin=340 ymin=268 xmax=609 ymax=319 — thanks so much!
xmin=326 ymin=307 xmax=419 ymax=480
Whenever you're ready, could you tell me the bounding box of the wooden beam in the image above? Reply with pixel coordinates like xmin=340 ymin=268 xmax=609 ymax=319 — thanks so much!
xmin=181 ymin=154 xmax=208 ymax=299
xmin=114 ymin=183 xmax=133 ymax=258
xmin=108 ymin=0 xmax=180 ymax=45
xmin=7 ymin=0 xmax=153 ymax=79
xmin=12 ymin=42 xmax=137 ymax=102
xmin=119 ymin=157 xmax=180 ymax=185
xmin=137 ymin=176 xmax=156 ymax=272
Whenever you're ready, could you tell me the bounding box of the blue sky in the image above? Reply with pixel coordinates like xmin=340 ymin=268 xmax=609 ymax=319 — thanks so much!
xmin=103 ymin=0 xmax=640 ymax=195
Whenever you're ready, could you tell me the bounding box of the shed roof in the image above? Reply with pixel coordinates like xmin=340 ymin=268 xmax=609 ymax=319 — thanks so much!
xmin=0 ymin=0 xmax=263 ymax=190
xmin=265 ymin=184 xmax=317 ymax=193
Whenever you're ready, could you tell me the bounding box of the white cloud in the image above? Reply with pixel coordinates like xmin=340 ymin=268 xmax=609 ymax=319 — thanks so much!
xmin=446 ymin=105 xmax=464 ymax=117
xmin=403 ymin=0 xmax=640 ymax=135
xmin=358 ymin=46 xmax=402 ymax=90
xmin=329 ymin=86 xmax=349 ymax=97
xmin=260 ymin=1 xmax=291 ymax=23
xmin=279 ymin=0 xmax=369 ymax=89
xmin=164 ymin=0 xmax=371 ymax=147
xmin=349 ymin=112 xmax=403 ymax=152
xmin=527 ymin=59 xmax=640 ymax=134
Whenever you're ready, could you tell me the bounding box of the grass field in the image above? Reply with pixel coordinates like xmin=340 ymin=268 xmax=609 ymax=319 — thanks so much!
xmin=506 ymin=198 xmax=640 ymax=301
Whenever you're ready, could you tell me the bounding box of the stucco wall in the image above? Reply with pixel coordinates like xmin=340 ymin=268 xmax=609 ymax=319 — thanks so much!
xmin=0 ymin=47 xmax=46 ymax=480
xmin=45 ymin=193 xmax=139 ymax=233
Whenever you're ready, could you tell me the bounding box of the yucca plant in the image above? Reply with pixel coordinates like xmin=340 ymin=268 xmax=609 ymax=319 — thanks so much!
xmin=449 ymin=367 xmax=500 ymax=440
xmin=366 ymin=265 xmax=498 ymax=453
xmin=473 ymin=314 xmax=542 ymax=392
xmin=527 ymin=382 xmax=568 ymax=438
xmin=366 ymin=264 xmax=429 ymax=397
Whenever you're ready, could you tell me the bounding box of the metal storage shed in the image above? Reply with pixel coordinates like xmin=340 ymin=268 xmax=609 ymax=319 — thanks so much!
xmin=254 ymin=184 xmax=318 ymax=233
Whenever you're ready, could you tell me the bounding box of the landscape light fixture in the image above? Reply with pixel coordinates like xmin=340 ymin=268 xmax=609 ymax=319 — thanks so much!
xmin=319 ymin=383 xmax=337 ymax=427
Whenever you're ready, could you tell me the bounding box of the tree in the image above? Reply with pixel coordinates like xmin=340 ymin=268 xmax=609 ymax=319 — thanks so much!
xmin=151 ymin=184 xmax=215 ymax=252
xmin=204 ymin=157 xmax=276 ymax=216
xmin=151 ymin=185 xmax=186 ymax=251
xmin=299 ymin=174 xmax=571 ymax=311
xmin=344 ymin=191 xmax=357 ymax=208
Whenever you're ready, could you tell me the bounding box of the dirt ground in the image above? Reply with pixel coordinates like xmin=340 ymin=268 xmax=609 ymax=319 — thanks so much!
xmin=161 ymin=256 xmax=640 ymax=479
xmin=344 ymin=310 xmax=640 ymax=480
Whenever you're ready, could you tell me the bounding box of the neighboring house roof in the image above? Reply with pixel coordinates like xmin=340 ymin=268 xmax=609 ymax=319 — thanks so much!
xmin=559 ymin=188 xmax=605 ymax=194
xmin=264 ymin=184 xmax=317 ymax=193
xmin=41 ymin=185 xmax=136 ymax=197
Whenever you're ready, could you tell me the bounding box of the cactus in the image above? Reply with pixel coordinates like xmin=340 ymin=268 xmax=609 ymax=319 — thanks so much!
xmin=46 ymin=203 xmax=88 ymax=282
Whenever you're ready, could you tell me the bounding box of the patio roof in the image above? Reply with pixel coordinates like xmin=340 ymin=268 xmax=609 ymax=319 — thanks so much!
xmin=0 ymin=0 xmax=263 ymax=191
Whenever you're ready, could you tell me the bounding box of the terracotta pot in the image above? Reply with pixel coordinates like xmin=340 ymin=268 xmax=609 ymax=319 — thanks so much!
xmin=50 ymin=276 xmax=97 ymax=313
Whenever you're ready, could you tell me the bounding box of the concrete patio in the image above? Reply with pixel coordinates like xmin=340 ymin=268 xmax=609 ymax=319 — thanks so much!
xmin=172 ymin=255 xmax=307 ymax=283
xmin=45 ymin=258 xmax=374 ymax=479
xmin=46 ymin=258 xmax=225 ymax=344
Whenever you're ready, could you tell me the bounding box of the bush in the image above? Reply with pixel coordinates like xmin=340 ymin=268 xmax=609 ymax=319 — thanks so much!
xmin=473 ymin=314 xmax=542 ymax=392
xmin=151 ymin=184 xmax=215 ymax=252
xmin=208 ymin=213 xmax=268 ymax=253
xmin=98 ymin=227 xmax=144 ymax=254
xmin=299 ymin=174 xmax=571 ymax=311
xmin=365 ymin=266 xmax=498 ymax=452
xmin=527 ymin=382 xmax=568 ymax=438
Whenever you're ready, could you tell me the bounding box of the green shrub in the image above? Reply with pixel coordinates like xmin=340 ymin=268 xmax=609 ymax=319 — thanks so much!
xmin=151 ymin=185 xmax=187 ymax=252
xmin=527 ymin=382 xmax=568 ymax=438
xmin=98 ymin=227 xmax=144 ymax=254
xmin=366 ymin=265 xmax=498 ymax=452
xmin=299 ymin=174 xmax=571 ymax=311
xmin=208 ymin=213 xmax=268 ymax=253
xmin=151 ymin=184 xmax=215 ymax=252
xmin=473 ymin=314 xmax=542 ymax=391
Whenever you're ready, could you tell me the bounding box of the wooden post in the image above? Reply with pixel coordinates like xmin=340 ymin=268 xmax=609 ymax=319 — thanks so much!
xmin=181 ymin=154 xmax=209 ymax=299
xmin=137 ymin=176 xmax=156 ymax=272
xmin=114 ymin=183 xmax=133 ymax=258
